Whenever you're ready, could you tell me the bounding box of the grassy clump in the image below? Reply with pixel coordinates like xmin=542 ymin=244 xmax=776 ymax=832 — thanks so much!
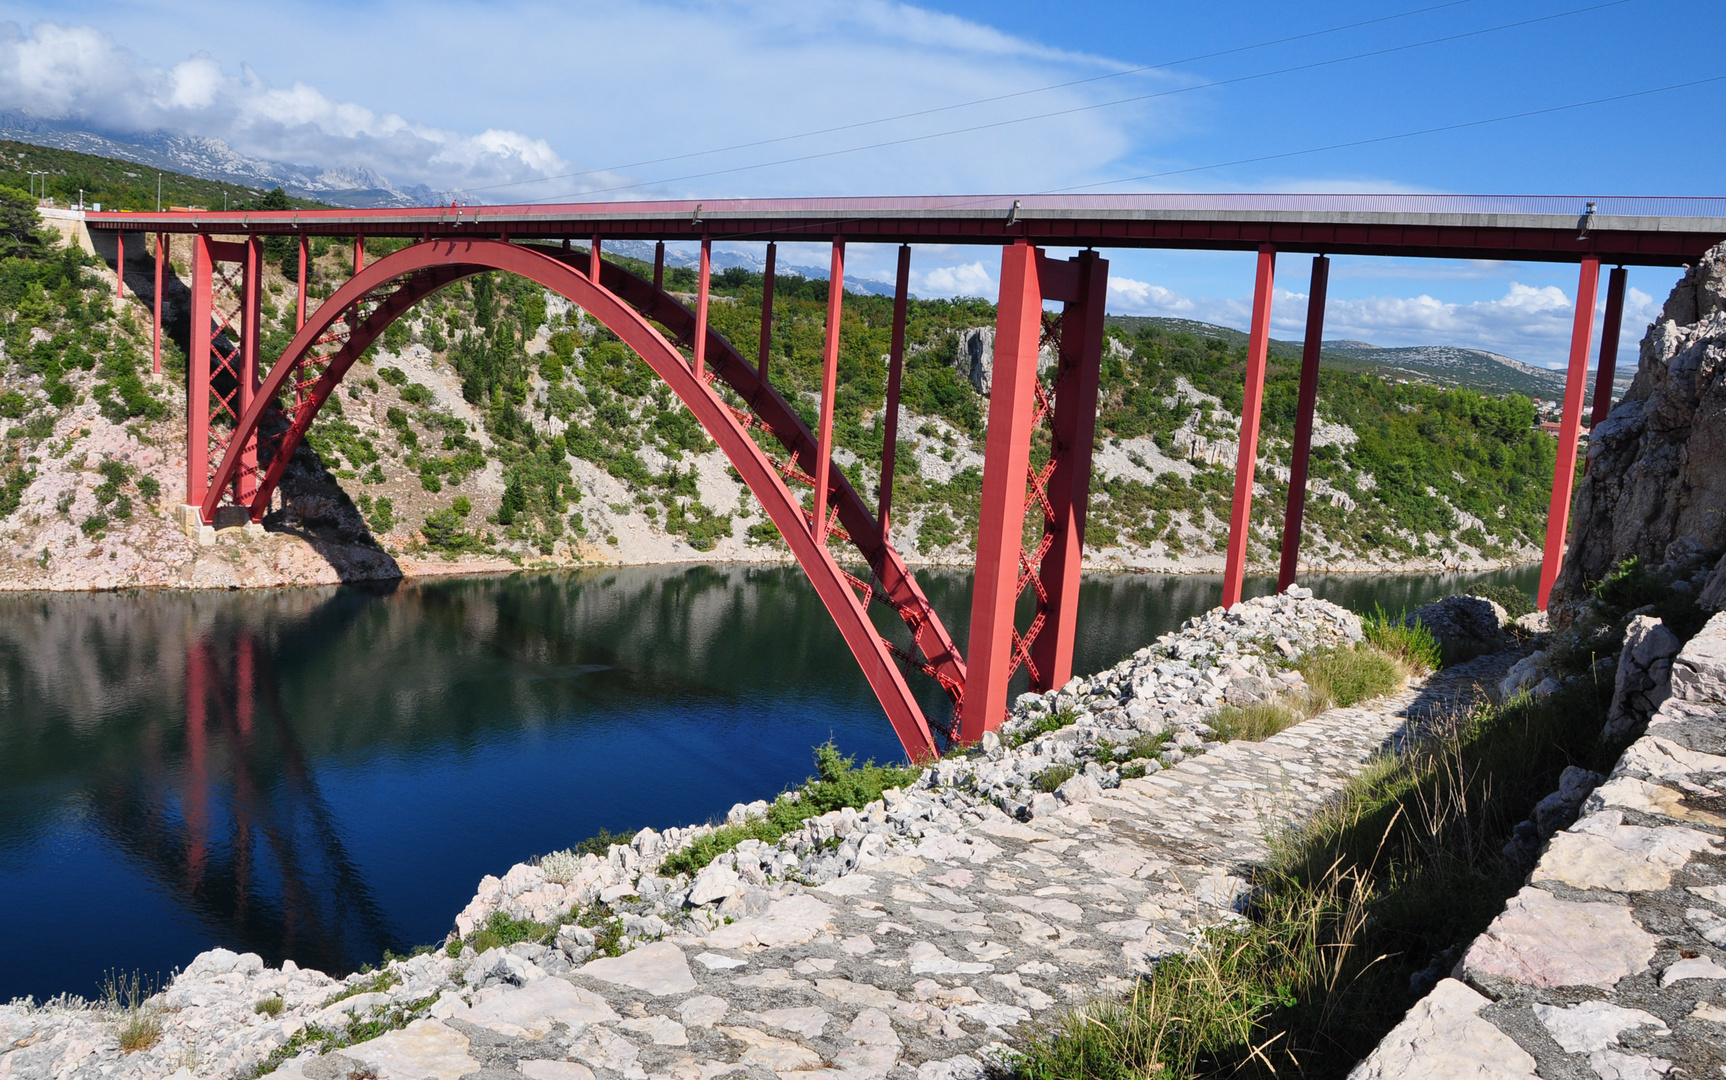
xmin=1210 ymin=701 xmax=1303 ymax=743
xmin=1033 ymin=765 xmax=1076 ymax=794
xmin=465 ymin=911 xmax=555 ymax=956
xmin=1010 ymin=707 xmax=1080 ymax=747
xmin=1009 ymin=670 xmax=1620 ymax=1079
xmin=245 ymin=993 xmax=440 ymax=1077
xmin=658 ymin=741 xmax=917 ymax=878
xmin=253 ymin=995 xmax=285 ymax=1018
xmin=320 ymin=969 xmax=400 ymax=1008
xmin=102 ymin=970 xmax=161 ymax=1054
xmin=1301 ymin=644 xmax=1405 ymax=709
xmin=1210 ymin=642 xmax=1409 ymax=745
xmin=1362 ymin=607 xmax=1442 ymax=673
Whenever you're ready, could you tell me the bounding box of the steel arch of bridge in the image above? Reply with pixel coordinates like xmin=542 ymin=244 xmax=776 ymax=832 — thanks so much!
xmin=189 ymin=236 xmax=1109 ymax=760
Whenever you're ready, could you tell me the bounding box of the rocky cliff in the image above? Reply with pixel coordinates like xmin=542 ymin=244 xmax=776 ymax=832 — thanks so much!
xmin=1554 ymin=242 xmax=1726 ymax=616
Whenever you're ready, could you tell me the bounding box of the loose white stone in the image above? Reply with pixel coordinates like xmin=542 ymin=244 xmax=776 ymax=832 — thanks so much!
xmin=677 ymin=995 xmax=729 ymax=1028
xmin=1659 ymin=956 xmax=1726 ymax=987
xmin=755 ymin=1006 xmax=830 ymax=1038
xmin=336 ymin=1018 xmax=480 ymax=1080
xmin=719 ymin=1025 xmax=824 ymax=1071
xmin=693 ymin=952 xmax=746 ymax=971
xmin=1347 ymin=979 xmax=1537 ymax=1080
xmin=1531 ymin=817 xmax=1719 ymax=892
xmin=581 ymin=941 xmax=698 ymax=996
xmin=907 ymin=942 xmax=993 ymax=975
xmin=1460 ymin=887 xmax=1657 ymax=989
xmin=1586 ymin=1051 xmax=1672 ymax=1080
xmin=618 ymin=1014 xmax=688 ymax=1045
xmin=1533 ymin=1000 xmax=1668 ymax=1053
xmin=451 ymin=977 xmax=620 ymax=1039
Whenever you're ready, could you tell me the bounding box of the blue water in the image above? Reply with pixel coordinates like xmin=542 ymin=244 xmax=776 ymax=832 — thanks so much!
xmin=0 ymin=563 xmax=1537 ymax=1002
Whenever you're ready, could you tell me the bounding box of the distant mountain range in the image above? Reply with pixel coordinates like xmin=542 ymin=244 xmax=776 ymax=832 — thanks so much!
xmin=0 ymin=115 xmax=437 ymax=208
xmin=1106 ymin=316 xmax=1632 ymax=405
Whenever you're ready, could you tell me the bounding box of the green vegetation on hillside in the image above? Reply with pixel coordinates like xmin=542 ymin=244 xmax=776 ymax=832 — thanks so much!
xmin=0 ymin=139 xmax=323 ymax=213
xmin=0 ymin=184 xmax=165 ymax=531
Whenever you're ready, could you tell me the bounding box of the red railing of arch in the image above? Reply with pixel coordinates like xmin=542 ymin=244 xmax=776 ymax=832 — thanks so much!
xmin=201 ymin=237 xmax=964 ymax=761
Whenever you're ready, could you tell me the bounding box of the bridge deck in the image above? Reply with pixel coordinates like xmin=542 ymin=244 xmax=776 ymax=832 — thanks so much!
xmin=86 ymin=193 xmax=1726 ymax=266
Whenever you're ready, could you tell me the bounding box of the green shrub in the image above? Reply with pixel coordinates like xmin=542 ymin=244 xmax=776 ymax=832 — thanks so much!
xmin=1033 ymin=765 xmax=1075 ymax=793
xmin=659 ymin=741 xmax=917 ymax=877
xmin=1010 ymin=707 xmax=1079 ymax=747
xmin=1469 ymin=583 xmax=1534 ymax=619
xmin=253 ymin=996 xmax=285 ymax=1017
xmin=400 ymin=382 xmax=434 ymax=406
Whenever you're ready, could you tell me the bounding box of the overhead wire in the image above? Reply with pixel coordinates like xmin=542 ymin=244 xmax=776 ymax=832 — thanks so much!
xmin=456 ymin=0 xmax=1486 ymax=196
xmin=524 ymin=0 xmax=1635 ymax=204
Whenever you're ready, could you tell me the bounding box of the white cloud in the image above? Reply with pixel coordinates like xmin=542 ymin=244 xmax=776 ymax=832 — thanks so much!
xmin=0 ymin=2 xmax=1160 ymax=199
xmin=913 ymin=261 xmax=995 ymax=298
xmin=0 ymin=21 xmax=574 ymax=193
xmin=1108 ymin=276 xmax=1195 ymax=314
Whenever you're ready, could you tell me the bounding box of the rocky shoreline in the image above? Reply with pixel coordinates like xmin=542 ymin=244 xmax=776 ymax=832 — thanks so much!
xmin=1 ymin=590 xmax=1446 ymax=1079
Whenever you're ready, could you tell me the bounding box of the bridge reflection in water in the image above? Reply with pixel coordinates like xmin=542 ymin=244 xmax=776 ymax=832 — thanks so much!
xmin=0 ymin=563 xmax=1537 ymax=1003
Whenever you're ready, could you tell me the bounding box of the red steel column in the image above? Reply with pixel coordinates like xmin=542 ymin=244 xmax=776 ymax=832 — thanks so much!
xmin=813 ymin=239 xmax=845 ymax=542
xmin=692 ymin=235 xmax=712 ymax=380
xmin=1278 ymin=255 xmax=1329 ymax=592
xmin=1030 ymin=249 xmax=1110 ymax=692
xmin=959 ymin=240 xmax=1043 ymax=743
xmin=296 ymin=234 xmax=308 ymax=329
xmin=757 ymin=242 xmax=777 ymax=383
xmin=353 ymin=236 xmax=365 ymax=273
xmin=1222 ymin=245 xmax=1277 ymax=609
xmin=237 ymin=236 xmax=263 ymax=503
xmin=591 ymin=235 xmax=602 ymax=281
xmin=152 ymin=233 xmax=165 ymax=375
xmin=1590 ymin=266 xmax=1628 ymax=428
xmin=187 ymin=234 xmax=214 ymax=509
xmin=878 ymin=245 xmax=912 ymax=537
xmin=115 ymin=230 xmax=125 ymax=299
xmin=1538 ymin=257 xmax=1601 ymax=610
xmin=653 ymin=241 xmax=665 ymax=292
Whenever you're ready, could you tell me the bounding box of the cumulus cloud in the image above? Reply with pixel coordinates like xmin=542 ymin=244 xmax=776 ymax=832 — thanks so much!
xmin=0 ymin=0 xmax=1158 ymax=200
xmin=0 ymin=21 xmax=577 ymax=194
xmin=1108 ymin=276 xmax=1195 ymax=315
xmin=913 ymin=261 xmax=995 ymax=298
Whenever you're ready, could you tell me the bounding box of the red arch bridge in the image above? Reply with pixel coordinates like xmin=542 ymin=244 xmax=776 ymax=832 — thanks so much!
xmin=86 ymin=194 xmax=1726 ymax=762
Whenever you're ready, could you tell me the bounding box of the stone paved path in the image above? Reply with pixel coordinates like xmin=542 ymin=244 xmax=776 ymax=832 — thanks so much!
xmin=281 ymin=657 xmax=1502 ymax=1080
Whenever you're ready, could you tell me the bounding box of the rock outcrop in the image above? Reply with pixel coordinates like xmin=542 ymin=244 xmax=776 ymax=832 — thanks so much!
xmin=1554 ymin=242 xmax=1726 ymax=618
xmin=1404 ymin=594 xmax=1510 ymax=657
xmin=951 ymin=327 xmax=1056 ymax=397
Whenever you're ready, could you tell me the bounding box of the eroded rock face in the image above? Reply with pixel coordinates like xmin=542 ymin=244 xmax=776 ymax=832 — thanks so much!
xmin=1553 ymin=242 xmax=1726 ymax=619
xmin=952 ymin=327 xmax=1056 ymax=397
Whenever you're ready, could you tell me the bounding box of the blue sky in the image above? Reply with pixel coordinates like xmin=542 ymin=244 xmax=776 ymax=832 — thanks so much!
xmin=1 ymin=0 xmax=1720 ymax=366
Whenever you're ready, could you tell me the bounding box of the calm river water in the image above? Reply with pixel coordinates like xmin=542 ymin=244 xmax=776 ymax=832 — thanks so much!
xmin=0 ymin=563 xmax=1537 ymax=1002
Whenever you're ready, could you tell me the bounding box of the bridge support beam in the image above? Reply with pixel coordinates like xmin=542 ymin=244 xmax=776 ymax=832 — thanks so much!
xmin=1538 ymin=257 xmax=1601 ymax=611
xmin=878 ymin=245 xmax=911 ymax=538
xmin=115 ymin=231 xmax=125 ymax=299
xmin=187 ymin=234 xmax=213 ymax=508
xmin=960 ymin=240 xmax=1043 ymax=743
xmin=757 ymin=242 xmax=777 ymax=385
xmin=1279 ymin=255 xmax=1329 ymax=593
xmin=153 ymin=233 xmax=165 ymax=375
xmin=1591 ymin=266 xmax=1628 ymax=428
xmin=238 ymin=237 xmax=263 ymax=504
xmin=296 ymin=235 xmax=308 ymax=330
xmin=1030 ymin=249 xmax=1108 ymax=693
xmin=813 ymin=239 xmax=844 ymax=542
xmin=1223 ymin=245 xmax=1277 ymax=609
xmin=693 ymin=236 xmax=711 ymax=380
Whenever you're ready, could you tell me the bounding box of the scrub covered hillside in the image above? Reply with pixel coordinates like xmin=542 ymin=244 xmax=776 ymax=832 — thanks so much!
xmin=0 ymin=169 xmax=1559 ymax=584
